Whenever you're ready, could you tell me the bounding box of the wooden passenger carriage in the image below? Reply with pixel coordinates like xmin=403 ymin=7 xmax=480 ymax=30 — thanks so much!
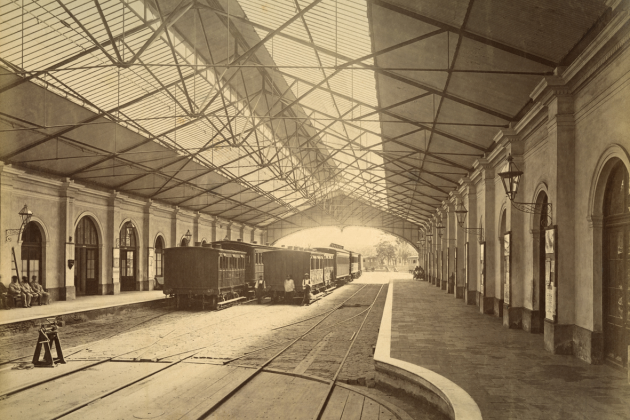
xmin=262 ymin=248 xmax=328 ymax=303
xmin=163 ymin=245 xmax=248 ymax=309
xmin=314 ymin=247 xmax=351 ymax=285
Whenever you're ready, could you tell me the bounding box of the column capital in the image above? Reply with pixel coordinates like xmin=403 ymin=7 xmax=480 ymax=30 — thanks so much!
xmin=473 ymin=158 xmax=494 ymax=179
xmin=531 ymin=76 xmax=574 ymax=118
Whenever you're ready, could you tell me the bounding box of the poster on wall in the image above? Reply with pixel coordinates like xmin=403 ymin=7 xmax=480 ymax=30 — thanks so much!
xmin=446 ymin=248 xmax=450 ymax=284
xmin=465 ymin=242 xmax=469 ymax=292
xmin=480 ymin=242 xmax=486 ymax=295
xmin=544 ymin=226 xmax=558 ymax=322
xmin=504 ymin=232 xmax=511 ymax=306
xmin=454 ymin=247 xmax=458 ymax=289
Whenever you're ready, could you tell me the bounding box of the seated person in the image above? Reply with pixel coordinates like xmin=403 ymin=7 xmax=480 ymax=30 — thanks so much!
xmin=9 ymin=276 xmax=28 ymax=307
xmin=20 ymin=276 xmax=36 ymax=307
xmin=29 ymin=275 xmax=50 ymax=305
xmin=0 ymin=275 xmax=9 ymax=310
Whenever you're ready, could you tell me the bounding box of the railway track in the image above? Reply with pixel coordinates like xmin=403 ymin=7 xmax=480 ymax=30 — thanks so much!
xmin=0 ymin=284 xmax=407 ymax=420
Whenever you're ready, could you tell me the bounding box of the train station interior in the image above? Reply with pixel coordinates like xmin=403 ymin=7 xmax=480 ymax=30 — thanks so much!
xmin=1 ymin=0 xmax=629 ymax=419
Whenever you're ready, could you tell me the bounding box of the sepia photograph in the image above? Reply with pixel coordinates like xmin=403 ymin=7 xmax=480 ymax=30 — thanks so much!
xmin=0 ymin=0 xmax=629 ymax=419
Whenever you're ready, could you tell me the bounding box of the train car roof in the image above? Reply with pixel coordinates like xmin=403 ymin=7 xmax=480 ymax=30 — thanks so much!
xmin=165 ymin=246 xmax=246 ymax=255
xmin=313 ymin=246 xmax=351 ymax=255
xmin=265 ymin=248 xmax=326 ymax=256
xmin=211 ymin=240 xmax=276 ymax=252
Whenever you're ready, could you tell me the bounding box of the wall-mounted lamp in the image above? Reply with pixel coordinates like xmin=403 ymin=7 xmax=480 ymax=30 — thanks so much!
xmin=498 ymin=154 xmax=552 ymax=226
xmin=5 ymin=204 xmax=33 ymax=242
xmin=453 ymin=200 xmax=484 ymax=243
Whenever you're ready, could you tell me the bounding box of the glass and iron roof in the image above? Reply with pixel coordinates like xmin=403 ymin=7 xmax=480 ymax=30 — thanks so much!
xmin=0 ymin=0 xmax=609 ymax=228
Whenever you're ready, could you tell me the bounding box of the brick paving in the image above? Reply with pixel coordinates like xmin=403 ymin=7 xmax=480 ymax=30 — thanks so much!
xmin=390 ymin=279 xmax=630 ymax=420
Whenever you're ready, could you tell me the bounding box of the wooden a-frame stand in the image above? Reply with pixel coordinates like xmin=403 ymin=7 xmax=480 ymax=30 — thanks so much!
xmin=32 ymin=318 xmax=66 ymax=367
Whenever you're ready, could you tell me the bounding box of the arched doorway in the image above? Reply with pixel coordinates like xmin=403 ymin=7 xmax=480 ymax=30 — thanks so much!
xmin=603 ymin=161 xmax=630 ymax=368
xmin=155 ymin=236 xmax=165 ymax=288
xmin=21 ymin=221 xmax=42 ymax=285
xmin=120 ymin=222 xmax=138 ymax=292
xmin=75 ymin=217 xmax=99 ymax=296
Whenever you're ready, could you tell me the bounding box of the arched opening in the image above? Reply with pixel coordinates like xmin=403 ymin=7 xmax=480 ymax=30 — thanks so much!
xmin=119 ymin=221 xmax=138 ymax=292
xmin=75 ymin=217 xmax=99 ymax=296
xmin=155 ymin=235 xmax=165 ymax=280
xmin=603 ymin=160 xmax=630 ymax=368
xmin=498 ymin=209 xmax=507 ymax=318
xmin=21 ymin=221 xmax=42 ymax=285
xmin=180 ymin=236 xmax=189 ymax=247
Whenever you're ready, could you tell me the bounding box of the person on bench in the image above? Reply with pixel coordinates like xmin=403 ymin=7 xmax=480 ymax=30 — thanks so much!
xmin=0 ymin=275 xmax=9 ymax=310
xmin=30 ymin=275 xmax=49 ymax=305
xmin=20 ymin=276 xmax=36 ymax=307
xmin=9 ymin=276 xmax=28 ymax=308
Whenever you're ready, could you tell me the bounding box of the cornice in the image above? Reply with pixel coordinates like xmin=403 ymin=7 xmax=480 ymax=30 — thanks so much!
xmin=562 ymin=9 xmax=630 ymax=86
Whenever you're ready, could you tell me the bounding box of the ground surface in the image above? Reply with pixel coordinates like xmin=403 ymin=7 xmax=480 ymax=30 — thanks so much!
xmin=391 ymin=280 xmax=630 ymax=420
xmin=0 ymin=273 xmax=446 ymax=420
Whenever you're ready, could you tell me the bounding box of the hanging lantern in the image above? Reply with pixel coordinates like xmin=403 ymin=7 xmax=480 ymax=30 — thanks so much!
xmin=19 ymin=204 xmax=33 ymax=226
xmin=498 ymin=154 xmax=523 ymax=201
xmin=454 ymin=201 xmax=468 ymax=227
xmin=184 ymin=229 xmax=192 ymax=246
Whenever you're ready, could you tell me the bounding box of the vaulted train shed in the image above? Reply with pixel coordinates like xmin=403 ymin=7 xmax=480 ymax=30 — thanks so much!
xmin=1 ymin=0 xmax=629 ymax=370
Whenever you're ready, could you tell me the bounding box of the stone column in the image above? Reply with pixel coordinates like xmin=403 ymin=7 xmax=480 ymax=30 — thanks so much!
xmin=450 ymin=192 xmax=466 ymax=299
xmin=108 ymin=191 xmax=122 ymax=295
xmin=171 ymin=207 xmax=180 ymax=247
xmin=143 ymin=200 xmax=156 ymax=291
xmin=437 ymin=210 xmax=447 ymax=290
xmin=462 ymin=178 xmax=479 ymax=305
xmin=0 ymin=164 xmax=15 ymax=291
xmin=503 ymin=138 xmax=526 ymax=329
xmin=445 ymin=201 xmax=456 ymax=294
xmin=474 ymin=159 xmax=496 ymax=315
xmin=532 ymin=75 xmax=577 ymax=355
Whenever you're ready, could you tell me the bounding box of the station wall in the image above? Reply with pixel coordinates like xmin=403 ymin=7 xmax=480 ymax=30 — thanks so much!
xmin=0 ymin=163 xmax=264 ymax=301
xmin=422 ymin=7 xmax=630 ymax=365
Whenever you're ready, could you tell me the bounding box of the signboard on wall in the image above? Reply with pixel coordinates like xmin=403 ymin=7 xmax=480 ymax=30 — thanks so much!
xmin=504 ymin=232 xmax=511 ymax=306
xmin=447 ymin=248 xmax=450 ymax=282
xmin=465 ymin=242 xmax=469 ymax=292
xmin=454 ymin=247 xmax=458 ymax=288
xmin=480 ymin=242 xmax=486 ymax=295
xmin=545 ymin=227 xmax=557 ymax=322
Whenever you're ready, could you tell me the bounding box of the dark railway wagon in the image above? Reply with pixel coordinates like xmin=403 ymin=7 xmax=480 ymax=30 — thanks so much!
xmin=164 ymin=245 xmax=247 ymax=309
xmin=263 ymin=248 xmax=326 ymax=303
xmin=313 ymin=247 xmax=351 ymax=285
xmin=211 ymin=240 xmax=268 ymax=287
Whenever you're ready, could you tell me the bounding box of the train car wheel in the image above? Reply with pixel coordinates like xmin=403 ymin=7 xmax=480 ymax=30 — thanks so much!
xmin=210 ymin=295 xmax=218 ymax=310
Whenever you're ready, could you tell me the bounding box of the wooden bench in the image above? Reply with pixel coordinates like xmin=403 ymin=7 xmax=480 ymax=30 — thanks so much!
xmin=11 ymin=294 xmax=41 ymax=308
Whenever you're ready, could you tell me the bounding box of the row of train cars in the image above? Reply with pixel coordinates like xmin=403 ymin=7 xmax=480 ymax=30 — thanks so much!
xmin=163 ymin=241 xmax=363 ymax=309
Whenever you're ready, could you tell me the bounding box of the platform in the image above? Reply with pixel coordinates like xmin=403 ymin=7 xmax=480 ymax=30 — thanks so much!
xmin=384 ymin=279 xmax=630 ymax=420
xmin=0 ymin=291 xmax=167 ymax=328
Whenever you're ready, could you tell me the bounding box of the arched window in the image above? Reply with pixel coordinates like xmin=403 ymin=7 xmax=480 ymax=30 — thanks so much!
xmin=603 ymin=161 xmax=630 ymax=368
xmin=119 ymin=222 xmax=137 ymax=292
xmin=155 ymin=236 xmax=165 ymax=278
xmin=21 ymin=222 xmax=42 ymax=284
xmin=75 ymin=217 xmax=99 ymax=296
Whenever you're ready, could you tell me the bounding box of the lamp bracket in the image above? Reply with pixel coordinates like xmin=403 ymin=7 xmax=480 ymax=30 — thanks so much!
xmin=5 ymin=228 xmax=23 ymax=243
xmin=458 ymin=226 xmax=485 ymax=243
xmin=511 ymin=201 xmax=553 ymax=227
